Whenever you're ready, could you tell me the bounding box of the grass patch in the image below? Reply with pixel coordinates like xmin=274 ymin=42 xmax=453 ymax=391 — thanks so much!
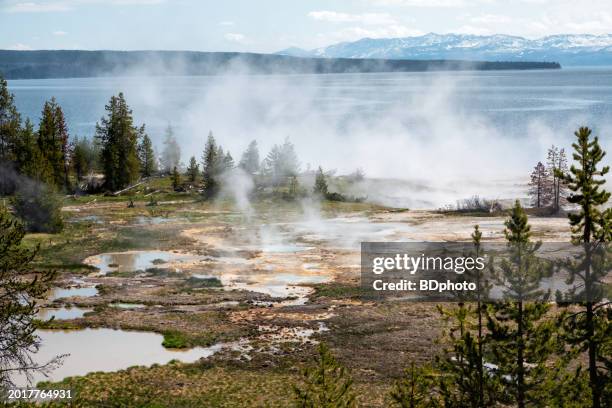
xmin=185 ymin=276 xmax=223 ymax=288
xmin=161 ymin=330 xmax=216 ymax=349
xmin=145 ymin=267 xmax=182 ymax=277
xmin=161 ymin=330 xmax=191 ymax=349
xmin=312 ymin=282 xmax=368 ymax=300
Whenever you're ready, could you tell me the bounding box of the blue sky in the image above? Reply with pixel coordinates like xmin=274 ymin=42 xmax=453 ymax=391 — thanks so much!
xmin=1 ymin=0 xmax=611 ymax=52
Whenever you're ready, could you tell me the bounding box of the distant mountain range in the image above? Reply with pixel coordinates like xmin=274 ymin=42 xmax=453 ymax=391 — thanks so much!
xmin=277 ymin=33 xmax=612 ymax=66
xmin=0 ymin=50 xmax=558 ymax=80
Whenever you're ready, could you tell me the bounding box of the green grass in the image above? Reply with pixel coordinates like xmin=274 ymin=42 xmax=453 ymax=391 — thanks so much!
xmin=311 ymin=282 xmax=369 ymax=300
xmin=161 ymin=330 xmax=191 ymax=349
xmin=161 ymin=330 xmax=216 ymax=349
xmin=185 ymin=276 xmax=223 ymax=288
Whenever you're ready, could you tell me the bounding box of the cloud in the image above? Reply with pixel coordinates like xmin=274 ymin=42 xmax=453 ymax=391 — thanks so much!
xmin=3 ymin=0 xmax=165 ymax=13
xmin=469 ymin=14 xmax=513 ymax=24
xmin=308 ymin=11 xmax=398 ymax=25
xmin=367 ymin=0 xmax=468 ymax=7
xmin=53 ymin=30 xmax=68 ymax=36
xmin=308 ymin=9 xmax=422 ymax=44
xmin=5 ymin=2 xmax=71 ymax=12
xmin=224 ymin=33 xmax=246 ymax=43
xmin=7 ymin=43 xmax=33 ymax=50
xmin=321 ymin=25 xmax=424 ymax=43
xmin=219 ymin=21 xmax=235 ymax=26
xmin=454 ymin=25 xmax=492 ymax=35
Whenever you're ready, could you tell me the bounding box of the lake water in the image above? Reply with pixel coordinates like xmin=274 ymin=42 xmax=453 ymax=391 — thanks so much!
xmin=7 ymin=68 xmax=612 ymax=206
xmin=11 ymin=328 xmax=224 ymax=387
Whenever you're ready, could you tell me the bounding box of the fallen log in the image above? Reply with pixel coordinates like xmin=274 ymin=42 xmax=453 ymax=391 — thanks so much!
xmin=112 ymin=180 xmax=147 ymax=196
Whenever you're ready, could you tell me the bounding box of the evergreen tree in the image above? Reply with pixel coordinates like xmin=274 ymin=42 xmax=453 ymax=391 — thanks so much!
xmin=160 ymin=124 xmax=181 ymax=173
xmin=0 ymin=206 xmax=60 ymax=389
xmin=347 ymin=168 xmax=365 ymax=183
xmin=435 ymin=226 xmax=498 ymax=407
xmin=171 ymin=166 xmax=181 ymax=191
xmin=223 ymin=151 xmax=235 ymax=171
xmin=13 ymin=119 xmax=52 ymax=184
xmin=138 ymin=130 xmax=157 ymax=178
xmin=70 ymin=136 xmax=98 ymax=181
xmin=528 ymin=161 xmax=552 ymax=208
xmin=0 ymin=75 xmax=20 ymax=163
xmin=263 ymin=138 xmax=300 ymax=184
xmin=71 ymin=136 xmax=88 ymax=181
xmin=215 ymin=146 xmax=225 ymax=173
xmin=95 ymin=93 xmax=141 ymax=191
xmin=293 ymin=343 xmax=356 ymax=408
xmin=487 ymin=200 xmax=556 ymax=407
xmin=471 ymin=225 xmax=489 ymax=406
xmin=56 ymin=104 xmax=71 ymax=190
xmin=0 ymin=75 xmax=22 ymax=195
xmin=37 ymin=98 xmax=70 ymax=191
xmin=186 ymin=156 xmax=199 ymax=182
xmin=314 ymin=166 xmax=329 ymax=197
xmin=288 ymin=175 xmax=301 ymax=199
xmin=202 ymin=131 xmax=219 ymax=199
xmin=263 ymin=144 xmax=282 ymax=183
xmin=556 ymin=127 xmax=611 ymax=408
xmin=547 ymin=145 xmax=568 ymax=213
xmin=239 ymin=140 xmax=260 ymax=174
xmin=390 ymin=363 xmax=439 ymax=408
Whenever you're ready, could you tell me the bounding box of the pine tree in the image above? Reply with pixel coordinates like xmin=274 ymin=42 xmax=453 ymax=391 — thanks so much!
xmin=95 ymin=93 xmax=141 ymax=191
xmin=138 ymin=130 xmax=157 ymax=178
xmin=202 ymin=131 xmax=219 ymax=199
xmin=171 ymin=166 xmax=181 ymax=191
xmin=0 ymin=206 xmax=60 ymax=389
xmin=288 ymin=175 xmax=301 ymax=199
xmin=56 ymin=104 xmax=71 ymax=191
xmin=0 ymin=75 xmax=22 ymax=195
xmin=263 ymin=144 xmax=282 ymax=183
xmin=223 ymin=151 xmax=235 ymax=171
xmin=70 ymin=136 xmax=98 ymax=182
xmin=13 ymin=119 xmax=52 ymax=184
xmin=547 ymin=145 xmax=568 ymax=213
xmin=293 ymin=343 xmax=356 ymax=408
xmin=186 ymin=156 xmax=199 ymax=182
xmin=71 ymin=136 xmax=87 ymax=181
xmin=435 ymin=225 xmax=498 ymax=407
xmin=314 ymin=166 xmax=328 ymax=197
xmin=528 ymin=161 xmax=552 ymax=209
xmin=239 ymin=140 xmax=260 ymax=174
xmin=487 ymin=200 xmax=556 ymax=407
xmin=262 ymin=138 xmax=300 ymax=185
xmin=36 ymin=98 xmax=71 ymax=191
xmin=160 ymin=124 xmax=181 ymax=173
xmin=215 ymin=146 xmax=225 ymax=174
xmin=279 ymin=137 xmax=300 ymax=177
xmin=556 ymin=127 xmax=611 ymax=408
xmin=471 ymin=225 xmax=489 ymax=406
xmin=390 ymin=362 xmax=439 ymax=408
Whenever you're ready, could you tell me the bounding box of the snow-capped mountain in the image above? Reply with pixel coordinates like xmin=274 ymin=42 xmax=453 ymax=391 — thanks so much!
xmin=277 ymin=34 xmax=612 ymax=65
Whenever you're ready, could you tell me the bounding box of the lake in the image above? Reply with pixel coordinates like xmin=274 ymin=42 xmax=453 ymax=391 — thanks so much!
xmin=7 ymin=68 xmax=612 ymax=206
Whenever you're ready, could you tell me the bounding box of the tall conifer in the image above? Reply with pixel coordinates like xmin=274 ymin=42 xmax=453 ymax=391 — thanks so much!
xmin=556 ymin=127 xmax=611 ymax=408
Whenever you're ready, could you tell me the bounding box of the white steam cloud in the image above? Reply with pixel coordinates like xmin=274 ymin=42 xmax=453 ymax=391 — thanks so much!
xmin=13 ymin=62 xmax=611 ymax=208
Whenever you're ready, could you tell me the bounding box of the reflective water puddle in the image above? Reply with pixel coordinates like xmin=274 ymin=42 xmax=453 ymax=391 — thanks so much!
xmin=84 ymin=250 xmax=199 ymax=275
xmin=12 ymin=328 xmax=224 ymax=387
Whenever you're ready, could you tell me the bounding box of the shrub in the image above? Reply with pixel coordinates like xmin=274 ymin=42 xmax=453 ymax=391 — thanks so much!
xmin=12 ymin=183 xmax=63 ymax=233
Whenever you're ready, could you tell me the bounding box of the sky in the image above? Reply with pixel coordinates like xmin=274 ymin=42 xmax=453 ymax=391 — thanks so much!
xmin=1 ymin=0 xmax=611 ymax=52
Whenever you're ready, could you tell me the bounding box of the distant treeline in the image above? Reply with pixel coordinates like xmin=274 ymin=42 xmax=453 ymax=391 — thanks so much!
xmin=0 ymin=50 xmax=561 ymax=79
